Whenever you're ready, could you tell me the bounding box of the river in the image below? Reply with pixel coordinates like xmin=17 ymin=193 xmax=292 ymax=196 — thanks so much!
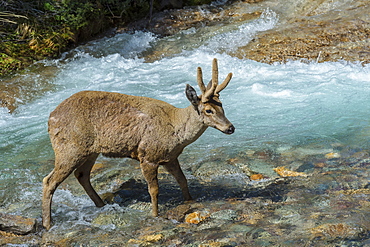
xmin=0 ymin=9 xmax=369 ymax=246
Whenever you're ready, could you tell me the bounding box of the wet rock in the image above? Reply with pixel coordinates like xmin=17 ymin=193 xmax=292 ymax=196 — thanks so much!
xmin=128 ymin=202 xmax=154 ymax=213
xmin=0 ymin=91 xmax=16 ymax=113
xmin=185 ymin=211 xmax=208 ymax=224
xmin=92 ymin=209 xmax=142 ymax=228
xmin=126 ymin=2 xmax=261 ymax=37
xmin=250 ymin=174 xmax=264 ymax=180
xmin=0 ymin=65 xmax=58 ymax=113
xmin=128 ymin=233 xmax=164 ymax=245
xmin=90 ymin=162 xmax=106 ymax=173
xmin=0 ymin=230 xmax=41 ymax=246
xmin=0 ymin=213 xmax=36 ymax=235
xmin=239 ymin=210 xmax=264 ymax=225
xmin=274 ymin=166 xmax=309 ymax=177
xmin=193 ymin=161 xmax=244 ymax=179
xmin=279 ymin=147 xmax=334 ymax=160
xmin=325 ymin=152 xmax=340 ymax=159
xmin=350 ymin=151 xmax=369 ymax=159
xmin=210 ymin=209 xmax=238 ymax=221
xmin=310 ymin=223 xmax=365 ymax=240
xmin=165 ymin=203 xmax=192 ymax=222
xmin=247 ymin=159 xmax=277 ymax=178
xmin=198 ymin=240 xmax=232 ymax=247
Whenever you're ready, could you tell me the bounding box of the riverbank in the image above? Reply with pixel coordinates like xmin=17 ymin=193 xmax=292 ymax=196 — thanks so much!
xmin=126 ymin=0 xmax=369 ymax=64
xmin=1 ymin=0 xmax=369 ymax=113
xmin=0 ymin=0 xmax=214 ymax=77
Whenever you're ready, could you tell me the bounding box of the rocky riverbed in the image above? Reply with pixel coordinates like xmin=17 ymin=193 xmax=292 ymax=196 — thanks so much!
xmin=1 ymin=0 xmax=369 ymax=246
xmin=1 ymin=141 xmax=370 ymax=246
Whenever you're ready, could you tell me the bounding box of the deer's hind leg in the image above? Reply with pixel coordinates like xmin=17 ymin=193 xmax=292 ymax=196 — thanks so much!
xmin=163 ymin=159 xmax=192 ymax=201
xmin=74 ymin=153 xmax=104 ymax=207
xmin=140 ymin=162 xmax=160 ymax=217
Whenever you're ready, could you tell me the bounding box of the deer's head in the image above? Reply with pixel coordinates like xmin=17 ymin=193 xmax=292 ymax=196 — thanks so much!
xmin=186 ymin=58 xmax=235 ymax=135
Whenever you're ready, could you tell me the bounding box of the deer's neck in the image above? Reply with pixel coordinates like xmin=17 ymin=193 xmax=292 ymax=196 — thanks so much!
xmin=173 ymin=105 xmax=207 ymax=146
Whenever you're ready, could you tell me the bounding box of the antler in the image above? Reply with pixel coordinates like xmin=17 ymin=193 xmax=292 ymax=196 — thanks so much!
xmin=197 ymin=58 xmax=233 ymax=102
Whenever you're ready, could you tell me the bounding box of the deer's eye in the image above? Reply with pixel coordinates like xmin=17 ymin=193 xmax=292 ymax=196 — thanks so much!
xmin=205 ymin=109 xmax=213 ymax=114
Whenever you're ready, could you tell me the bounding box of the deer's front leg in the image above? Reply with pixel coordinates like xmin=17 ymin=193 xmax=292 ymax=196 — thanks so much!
xmin=140 ymin=162 xmax=159 ymax=216
xmin=163 ymin=159 xmax=192 ymax=201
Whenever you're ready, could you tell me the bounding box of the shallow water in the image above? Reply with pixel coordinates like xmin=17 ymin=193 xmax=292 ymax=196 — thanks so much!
xmin=0 ymin=9 xmax=370 ymax=245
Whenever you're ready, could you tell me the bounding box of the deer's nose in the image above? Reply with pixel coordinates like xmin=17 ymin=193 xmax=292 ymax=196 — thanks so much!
xmin=224 ymin=125 xmax=235 ymax=134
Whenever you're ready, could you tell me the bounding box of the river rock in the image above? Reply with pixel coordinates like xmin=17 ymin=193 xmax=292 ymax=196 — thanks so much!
xmin=0 ymin=65 xmax=58 ymax=113
xmin=0 ymin=213 xmax=36 ymax=235
xmin=233 ymin=0 xmax=370 ymax=64
xmin=92 ymin=209 xmax=141 ymax=228
xmin=310 ymin=223 xmax=365 ymax=240
xmin=210 ymin=209 xmax=238 ymax=221
xmin=193 ymin=161 xmax=244 ymax=179
xmin=247 ymin=159 xmax=277 ymax=178
xmin=165 ymin=203 xmax=192 ymax=222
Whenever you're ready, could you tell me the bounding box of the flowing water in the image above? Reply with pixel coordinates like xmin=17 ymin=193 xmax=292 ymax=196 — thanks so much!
xmin=1 ymin=9 xmax=370 ymax=245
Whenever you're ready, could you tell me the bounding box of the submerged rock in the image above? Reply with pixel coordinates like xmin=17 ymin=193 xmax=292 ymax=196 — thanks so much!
xmin=274 ymin=166 xmax=309 ymax=177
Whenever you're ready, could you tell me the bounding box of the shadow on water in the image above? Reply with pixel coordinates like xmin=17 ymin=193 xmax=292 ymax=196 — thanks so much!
xmin=109 ymin=176 xmax=294 ymax=209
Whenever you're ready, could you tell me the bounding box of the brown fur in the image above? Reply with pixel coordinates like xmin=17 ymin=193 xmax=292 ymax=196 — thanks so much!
xmin=42 ymin=58 xmax=234 ymax=230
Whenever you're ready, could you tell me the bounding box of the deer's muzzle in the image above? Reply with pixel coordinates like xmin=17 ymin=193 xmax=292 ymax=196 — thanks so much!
xmin=223 ymin=125 xmax=235 ymax=135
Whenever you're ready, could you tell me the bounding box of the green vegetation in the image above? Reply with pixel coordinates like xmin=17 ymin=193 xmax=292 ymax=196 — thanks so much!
xmin=1 ymin=0 xmax=104 ymax=76
xmin=0 ymin=0 xmax=212 ymax=76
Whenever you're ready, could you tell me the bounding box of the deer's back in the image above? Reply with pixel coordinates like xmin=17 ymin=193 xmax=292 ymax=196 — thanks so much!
xmin=48 ymin=91 xmax=180 ymax=162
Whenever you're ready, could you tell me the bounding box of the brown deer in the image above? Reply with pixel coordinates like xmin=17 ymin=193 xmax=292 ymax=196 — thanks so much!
xmin=42 ymin=58 xmax=234 ymax=230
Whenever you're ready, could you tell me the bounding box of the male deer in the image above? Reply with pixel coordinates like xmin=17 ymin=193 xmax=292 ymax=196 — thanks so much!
xmin=42 ymin=58 xmax=234 ymax=230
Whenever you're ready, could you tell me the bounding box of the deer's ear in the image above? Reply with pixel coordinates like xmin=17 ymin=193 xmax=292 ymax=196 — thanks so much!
xmin=186 ymin=84 xmax=200 ymax=106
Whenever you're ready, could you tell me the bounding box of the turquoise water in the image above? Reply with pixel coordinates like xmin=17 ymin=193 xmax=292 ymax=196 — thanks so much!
xmin=0 ymin=10 xmax=369 ymax=242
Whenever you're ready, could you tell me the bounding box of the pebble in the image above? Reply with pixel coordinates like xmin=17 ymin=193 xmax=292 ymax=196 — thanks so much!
xmin=141 ymin=233 xmax=164 ymax=242
xmin=185 ymin=212 xmax=208 ymax=224
xmin=210 ymin=209 xmax=238 ymax=221
xmin=193 ymin=161 xmax=243 ymax=178
xmin=325 ymin=152 xmax=341 ymax=159
xmin=250 ymin=174 xmax=264 ymax=180
xmin=274 ymin=166 xmax=309 ymax=177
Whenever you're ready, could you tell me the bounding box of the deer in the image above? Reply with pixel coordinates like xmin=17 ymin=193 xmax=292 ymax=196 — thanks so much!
xmin=42 ymin=58 xmax=234 ymax=230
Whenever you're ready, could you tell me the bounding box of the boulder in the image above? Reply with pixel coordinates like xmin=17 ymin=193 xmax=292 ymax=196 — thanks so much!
xmin=0 ymin=213 xmax=36 ymax=235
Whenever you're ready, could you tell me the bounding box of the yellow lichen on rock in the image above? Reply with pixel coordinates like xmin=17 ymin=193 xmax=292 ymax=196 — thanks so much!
xmin=250 ymin=174 xmax=264 ymax=180
xmin=334 ymin=188 xmax=370 ymax=195
xmin=91 ymin=163 xmax=105 ymax=173
xmin=240 ymin=212 xmax=264 ymax=224
xmin=274 ymin=166 xmax=308 ymax=177
xmin=127 ymin=239 xmax=150 ymax=246
xmin=185 ymin=212 xmax=207 ymax=224
xmin=127 ymin=233 xmax=164 ymax=246
xmin=325 ymin=152 xmax=341 ymax=159
xmin=141 ymin=234 xmax=164 ymax=242
xmin=199 ymin=240 xmax=226 ymax=247
xmin=0 ymin=231 xmax=19 ymax=237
